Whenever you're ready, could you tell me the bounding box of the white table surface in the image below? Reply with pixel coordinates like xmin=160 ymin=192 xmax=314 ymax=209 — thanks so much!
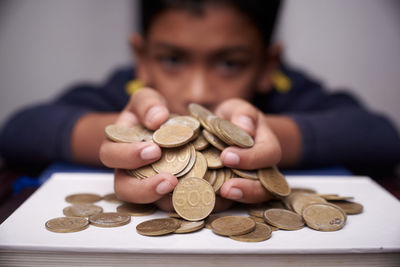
xmin=1 ymin=173 xmax=399 ymax=255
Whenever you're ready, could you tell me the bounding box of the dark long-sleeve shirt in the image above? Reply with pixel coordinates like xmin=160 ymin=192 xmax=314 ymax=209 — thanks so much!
xmin=1 ymin=64 xmax=399 ymax=171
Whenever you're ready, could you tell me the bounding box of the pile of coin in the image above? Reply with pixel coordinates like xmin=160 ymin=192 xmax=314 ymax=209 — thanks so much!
xmin=45 ymin=190 xmax=363 ymax=242
xmin=105 ymin=103 xmax=291 ymax=222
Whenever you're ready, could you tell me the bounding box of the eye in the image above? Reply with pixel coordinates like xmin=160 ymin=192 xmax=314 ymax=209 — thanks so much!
xmin=216 ymin=59 xmax=247 ymax=75
xmin=157 ymin=55 xmax=185 ymax=70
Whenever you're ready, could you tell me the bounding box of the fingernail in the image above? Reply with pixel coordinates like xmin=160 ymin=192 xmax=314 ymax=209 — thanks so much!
xmin=140 ymin=145 xmax=160 ymax=161
xmin=156 ymin=181 xmax=174 ymax=195
xmin=224 ymin=151 xmax=240 ymax=165
xmin=227 ymin=188 xmax=243 ymax=200
xmin=146 ymin=106 xmax=165 ymax=125
xmin=236 ymin=115 xmax=255 ymax=133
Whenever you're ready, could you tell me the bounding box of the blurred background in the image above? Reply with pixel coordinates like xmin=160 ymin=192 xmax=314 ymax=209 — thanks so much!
xmin=0 ymin=0 xmax=399 ymax=130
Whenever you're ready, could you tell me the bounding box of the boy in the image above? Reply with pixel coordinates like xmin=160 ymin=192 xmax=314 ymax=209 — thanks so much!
xmin=1 ymin=0 xmax=399 ymax=210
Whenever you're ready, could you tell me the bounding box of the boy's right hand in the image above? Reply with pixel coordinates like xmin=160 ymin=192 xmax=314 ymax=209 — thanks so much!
xmin=99 ymin=88 xmax=179 ymax=207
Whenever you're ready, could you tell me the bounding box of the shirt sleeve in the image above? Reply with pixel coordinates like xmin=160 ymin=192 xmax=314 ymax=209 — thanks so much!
xmin=0 ymin=67 xmax=132 ymax=167
xmin=255 ymin=65 xmax=400 ymax=169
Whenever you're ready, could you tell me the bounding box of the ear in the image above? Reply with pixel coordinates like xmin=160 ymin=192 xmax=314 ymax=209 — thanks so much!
xmin=256 ymin=43 xmax=283 ymax=93
xmin=130 ymin=33 xmax=150 ymax=85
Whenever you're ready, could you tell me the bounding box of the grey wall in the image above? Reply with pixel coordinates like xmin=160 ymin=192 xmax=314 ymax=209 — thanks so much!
xmin=1 ymin=0 xmax=399 ymax=131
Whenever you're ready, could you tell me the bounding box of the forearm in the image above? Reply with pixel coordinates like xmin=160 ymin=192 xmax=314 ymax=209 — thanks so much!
xmin=71 ymin=112 xmax=119 ymax=166
xmin=264 ymin=115 xmax=302 ymax=168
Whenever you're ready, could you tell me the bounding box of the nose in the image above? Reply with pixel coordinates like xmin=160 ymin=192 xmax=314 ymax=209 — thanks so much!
xmin=185 ymin=69 xmax=216 ymax=109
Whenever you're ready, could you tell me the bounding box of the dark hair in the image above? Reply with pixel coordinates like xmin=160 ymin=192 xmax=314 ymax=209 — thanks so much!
xmin=139 ymin=0 xmax=281 ymax=45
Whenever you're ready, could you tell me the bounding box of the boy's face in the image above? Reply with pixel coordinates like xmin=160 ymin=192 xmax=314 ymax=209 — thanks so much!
xmin=133 ymin=5 xmax=275 ymax=114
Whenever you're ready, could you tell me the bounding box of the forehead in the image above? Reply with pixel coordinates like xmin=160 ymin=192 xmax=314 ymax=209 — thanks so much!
xmin=146 ymin=5 xmax=263 ymax=52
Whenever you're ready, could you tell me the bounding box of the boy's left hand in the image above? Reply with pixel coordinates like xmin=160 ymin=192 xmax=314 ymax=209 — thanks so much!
xmin=214 ymin=98 xmax=281 ymax=203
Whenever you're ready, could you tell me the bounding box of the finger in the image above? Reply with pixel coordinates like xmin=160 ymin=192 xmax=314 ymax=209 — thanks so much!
xmin=220 ymin=111 xmax=281 ymax=169
xmin=129 ymin=88 xmax=170 ymax=130
xmin=100 ymin=141 xmax=161 ymax=169
xmin=219 ymin=178 xmax=273 ymax=203
xmin=155 ymin=195 xmax=174 ymax=211
xmin=114 ymin=170 xmax=178 ymax=204
xmin=214 ymin=98 xmax=258 ymax=137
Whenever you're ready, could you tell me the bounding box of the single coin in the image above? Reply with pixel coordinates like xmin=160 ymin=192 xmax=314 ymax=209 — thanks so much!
xmin=116 ymin=203 xmax=156 ymax=216
xmin=89 ymin=212 xmax=131 ymax=228
xmin=213 ymin=169 xmax=226 ymax=193
xmin=205 ymin=214 xmax=223 ymax=229
xmin=229 ymin=222 xmax=272 ymax=242
xmin=133 ymin=165 xmax=158 ymax=179
xmin=202 ymin=147 xmax=223 ymax=169
xmin=152 ymin=145 xmax=191 ymax=175
xmin=65 ymin=193 xmax=102 ymax=204
xmin=302 ymin=203 xmax=347 ymax=231
xmin=164 ymin=115 xmax=200 ymax=133
xmin=215 ymin=118 xmax=254 ymax=148
xmin=104 ymin=124 xmax=145 ymax=143
xmin=328 ymin=200 xmax=363 ymax=215
xmin=263 ymin=208 xmax=304 ymax=230
xmin=202 ymin=129 xmax=227 ymax=151
xmin=211 ymin=216 xmax=256 ymax=236
xmin=232 ymin=169 xmax=258 ymax=180
xmin=182 ymin=151 xmax=208 ymax=179
xmin=204 ymin=170 xmax=217 ymax=185
xmin=136 ymin=218 xmax=181 ymax=236
xmin=45 ymin=217 xmax=89 ymax=233
xmin=63 ymin=204 xmax=103 ymax=217
xmin=317 ymin=194 xmax=354 ymax=201
xmin=175 ymin=144 xmax=197 ymax=177
xmin=172 ymin=177 xmax=216 ymax=221
xmin=290 ymin=193 xmax=327 ymax=215
xmin=103 ymin=193 xmax=123 ymax=204
xmin=174 ymin=220 xmax=205 ymax=234
xmin=258 ymin=166 xmax=291 ymax=197
xmin=153 ymin=124 xmax=194 ymax=148
xmin=192 ymin=133 xmax=209 ymax=151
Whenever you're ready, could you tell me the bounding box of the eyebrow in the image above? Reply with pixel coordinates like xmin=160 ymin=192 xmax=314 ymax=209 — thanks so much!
xmin=150 ymin=42 xmax=253 ymax=56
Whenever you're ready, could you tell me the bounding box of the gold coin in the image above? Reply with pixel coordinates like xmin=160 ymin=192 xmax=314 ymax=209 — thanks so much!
xmin=263 ymin=208 xmax=304 ymax=230
xmin=45 ymin=217 xmax=89 ymax=233
xmin=317 ymin=194 xmax=354 ymax=201
xmin=152 ymin=145 xmax=191 ymax=175
xmin=192 ymin=133 xmax=209 ymax=151
xmin=116 ymin=203 xmax=156 ymax=216
xmin=164 ymin=115 xmax=200 ymax=133
xmin=202 ymin=147 xmax=223 ymax=169
xmin=204 ymin=170 xmax=217 ymax=185
xmin=153 ymin=124 xmax=194 ymax=148
xmin=213 ymin=169 xmax=226 ymax=193
xmin=328 ymin=200 xmax=363 ymax=215
xmin=65 ymin=193 xmax=102 ymax=204
xmin=136 ymin=218 xmax=181 ymax=236
xmin=104 ymin=124 xmax=145 ymax=143
xmin=229 ymin=222 xmax=272 ymax=242
xmin=175 ymin=144 xmax=196 ymax=177
xmin=103 ymin=193 xmax=123 ymax=204
xmin=205 ymin=214 xmax=223 ymax=229
xmin=290 ymin=193 xmax=327 ymax=215
xmin=211 ymin=216 xmax=256 ymax=236
xmin=182 ymin=151 xmax=208 ymax=179
xmin=131 ymin=165 xmax=157 ymax=179
xmin=202 ymin=129 xmax=227 ymax=151
xmin=172 ymin=177 xmax=216 ymax=221
xmin=215 ymin=118 xmax=254 ymax=148
xmin=63 ymin=204 xmax=103 ymax=217
xmin=89 ymin=212 xmax=131 ymax=228
xmin=174 ymin=220 xmax=205 ymax=234
xmin=302 ymin=203 xmax=347 ymax=231
xmin=232 ymin=169 xmax=258 ymax=180
xmin=258 ymin=166 xmax=291 ymax=197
